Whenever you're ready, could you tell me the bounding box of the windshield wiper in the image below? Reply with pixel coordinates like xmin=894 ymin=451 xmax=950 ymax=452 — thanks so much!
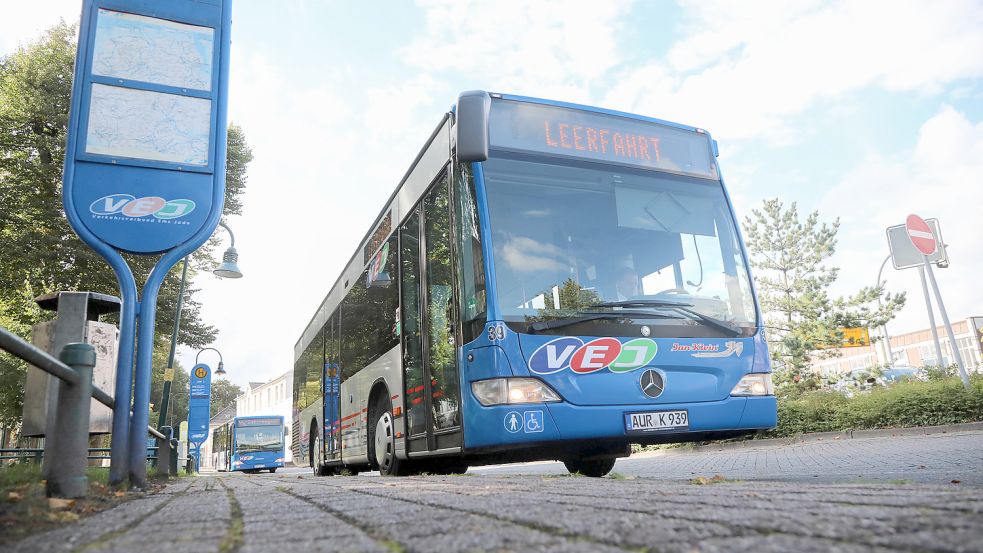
xmin=592 ymin=300 xmax=742 ymax=337
xmin=528 ymin=311 xmax=681 ymax=333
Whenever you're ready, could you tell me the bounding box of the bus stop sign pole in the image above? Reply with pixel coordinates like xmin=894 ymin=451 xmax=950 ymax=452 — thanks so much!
xmin=62 ymin=0 xmax=233 ymax=488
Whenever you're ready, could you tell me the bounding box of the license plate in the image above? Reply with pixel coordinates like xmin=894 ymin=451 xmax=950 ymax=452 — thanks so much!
xmin=625 ymin=410 xmax=689 ymax=433
xmin=255 ymin=464 xmax=266 ymax=468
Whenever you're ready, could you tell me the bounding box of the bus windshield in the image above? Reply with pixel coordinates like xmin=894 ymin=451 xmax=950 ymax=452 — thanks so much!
xmin=235 ymin=425 xmax=282 ymax=453
xmin=483 ymin=153 xmax=757 ymax=337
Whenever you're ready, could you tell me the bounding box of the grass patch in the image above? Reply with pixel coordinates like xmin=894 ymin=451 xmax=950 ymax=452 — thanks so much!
xmin=606 ymin=472 xmax=634 ymax=480
xmin=218 ymin=486 xmax=243 ymax=553
xmin=0 ymin=462 xmax=179 ymax=547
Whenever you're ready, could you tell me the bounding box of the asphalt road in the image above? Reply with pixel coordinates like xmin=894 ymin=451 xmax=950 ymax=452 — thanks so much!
xmin=5 ymin=430 xmax=983 ymax=553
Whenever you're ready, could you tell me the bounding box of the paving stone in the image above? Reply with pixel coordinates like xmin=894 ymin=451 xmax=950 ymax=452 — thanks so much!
xmin=5 ymin=431 xmax=983 ymax=553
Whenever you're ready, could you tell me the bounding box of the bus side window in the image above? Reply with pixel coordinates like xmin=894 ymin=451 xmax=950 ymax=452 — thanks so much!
xmin=455 ymin=162 xmax=487 ymax=344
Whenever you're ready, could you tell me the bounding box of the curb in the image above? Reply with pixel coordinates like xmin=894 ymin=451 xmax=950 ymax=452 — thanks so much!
xmin=640 ymin=421 xmax=983 ymax=456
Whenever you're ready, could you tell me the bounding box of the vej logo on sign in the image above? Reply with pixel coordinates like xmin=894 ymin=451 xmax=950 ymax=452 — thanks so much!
xmin=89 ymin=194 xmax=196 ymax=220
xmin=528 ymin=337 xmax=658 ymax=375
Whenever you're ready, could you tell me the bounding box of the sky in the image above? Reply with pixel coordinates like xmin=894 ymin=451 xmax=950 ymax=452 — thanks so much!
xmin=3 ymin=1 xmax=983 ymax=389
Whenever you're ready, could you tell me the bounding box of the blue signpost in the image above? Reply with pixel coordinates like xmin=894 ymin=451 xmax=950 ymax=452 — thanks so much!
xmin=61 ymin=0 xmax=232 ymax=488
xmin=187 ymin=363 xmax=212 ymax=471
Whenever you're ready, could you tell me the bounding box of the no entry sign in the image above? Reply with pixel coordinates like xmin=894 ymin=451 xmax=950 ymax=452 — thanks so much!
xmin=906 ymin=214 xmax=937 ymax=255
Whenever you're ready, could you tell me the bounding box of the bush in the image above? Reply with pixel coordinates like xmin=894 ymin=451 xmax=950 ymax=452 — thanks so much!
xmin=771 ymin=376 xmax=983 ymax=437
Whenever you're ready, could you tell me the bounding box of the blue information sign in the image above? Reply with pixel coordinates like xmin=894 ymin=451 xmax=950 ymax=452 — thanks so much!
xmin=187 ymin=363 xmax=212 ymax=446
xmin=64 ymin=0 xmax=231 ymax=254
xmin=60 ymin=0 xmax=233 ymax=487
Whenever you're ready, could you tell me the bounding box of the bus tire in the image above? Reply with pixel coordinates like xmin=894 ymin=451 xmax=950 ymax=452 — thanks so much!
xmin=269 ymin=468 xmax=277 ymax=473
xmin=368 ymin=395 xmax=410 ymax=476
xmin=563 ymin=457 xmax=617 ymax=477
xmin=311 ymin=422 xmax=329 ymax=476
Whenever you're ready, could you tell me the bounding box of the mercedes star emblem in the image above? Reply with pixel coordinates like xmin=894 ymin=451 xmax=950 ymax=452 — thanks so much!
xmin=639 ymin=369 xmax=665 ymax=399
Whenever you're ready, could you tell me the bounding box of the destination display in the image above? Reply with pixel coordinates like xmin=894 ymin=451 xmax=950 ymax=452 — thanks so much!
xmin=238 ymin=418 xmax=282 ymax=427
xmin=489 ymin=100 xmax=717 ymax=179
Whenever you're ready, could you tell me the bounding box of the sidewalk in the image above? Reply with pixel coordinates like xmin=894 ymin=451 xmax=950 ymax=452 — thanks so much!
xmin=6 ymin=469 xmax=983 ymax=553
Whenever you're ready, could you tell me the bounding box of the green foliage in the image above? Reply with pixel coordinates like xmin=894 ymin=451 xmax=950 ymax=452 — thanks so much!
xmin=0 ymin=23 xmax=252 ymax=429
xmin=210 ymin=379 xmax=242 ymax=417
xmin=742 ymin=199 xmax=905 ymax=385
xmin=149 ymin=353 xmax=189 ymax=430
xmin=773 ymin=377 xmax=983 ymax=437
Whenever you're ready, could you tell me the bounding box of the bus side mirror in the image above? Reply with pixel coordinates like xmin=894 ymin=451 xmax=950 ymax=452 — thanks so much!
xmin=456 ymin=90 xmax=490 ymax=162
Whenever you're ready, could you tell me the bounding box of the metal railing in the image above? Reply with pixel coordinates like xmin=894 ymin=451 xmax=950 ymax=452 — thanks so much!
xmin=0 ymin=326 xmax=179 ymax=497
xmin=0 ymin=446 xmax=172 ymax=462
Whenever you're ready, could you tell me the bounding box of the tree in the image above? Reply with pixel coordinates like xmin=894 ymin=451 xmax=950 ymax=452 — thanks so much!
xmin=743 ymin=199 xmax=905 ymax=387
xmin=0 ymin=22 xmax=253 ymax=425
xmin=149 ymin=352 xmax=189 ymax=431
xmin=210 ymin=379 xmax=242 ymax=417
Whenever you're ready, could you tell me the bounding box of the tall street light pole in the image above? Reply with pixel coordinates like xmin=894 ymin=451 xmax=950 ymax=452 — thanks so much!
xmin=156 ymin=222 xmax=243 ymax=431
xmin=875 ymin=254 xmax=895 ymax=367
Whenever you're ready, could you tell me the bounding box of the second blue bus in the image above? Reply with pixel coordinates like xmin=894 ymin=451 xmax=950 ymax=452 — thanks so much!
xmin=213 ymin=415 xmax=286 ymax=473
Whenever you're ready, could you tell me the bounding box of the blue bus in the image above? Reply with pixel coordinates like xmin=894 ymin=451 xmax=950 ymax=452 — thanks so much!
xmin=292 ymin=91 xmax=775 ymax=477
xmin=214 ymin=416 xmax=286 ymax=473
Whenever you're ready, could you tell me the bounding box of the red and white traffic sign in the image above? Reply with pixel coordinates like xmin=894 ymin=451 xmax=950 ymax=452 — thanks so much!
xmin=906 ymin=214 xmax=937 ymax=255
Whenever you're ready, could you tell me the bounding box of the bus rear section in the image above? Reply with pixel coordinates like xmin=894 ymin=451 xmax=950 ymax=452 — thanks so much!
xmin=230 ymin=416 xmax=285 ymax=473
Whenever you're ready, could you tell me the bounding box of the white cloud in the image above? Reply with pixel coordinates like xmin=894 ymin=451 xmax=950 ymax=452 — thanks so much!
xmin=606 ymin=0 xmax=983 ymax=143
xmin=821 ymin=105 xmax=983 ymax=334
xmin=0 ymin=1 xmax=79 ymax=54
xmin=402 ymin=0 xmax=633 ymax=101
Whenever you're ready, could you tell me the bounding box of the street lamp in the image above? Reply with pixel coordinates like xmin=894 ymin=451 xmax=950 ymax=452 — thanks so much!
xmin=213 ymin=222 xmax=243 ymax=279
xmin=156 ymin=222 xmax=241 ymax=430
xmin=875 ymin=254 xmax=896 ymax=367
xmin=196 ymin=347 xmax=226 ymax=376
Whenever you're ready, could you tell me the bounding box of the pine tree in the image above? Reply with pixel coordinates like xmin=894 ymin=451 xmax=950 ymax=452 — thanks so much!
xmin=743 ymin=199 xmax=905 ymax=387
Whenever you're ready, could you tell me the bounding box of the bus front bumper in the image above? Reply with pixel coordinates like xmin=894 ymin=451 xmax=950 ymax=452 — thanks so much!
xmin=463 ymin=395 xmax=776 ymax=449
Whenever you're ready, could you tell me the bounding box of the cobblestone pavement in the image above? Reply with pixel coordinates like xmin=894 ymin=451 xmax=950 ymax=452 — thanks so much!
xmin=5 ymin=431 xmax=983 ymax=553
xmin=475 ymin=430 xmax=983 ymax=486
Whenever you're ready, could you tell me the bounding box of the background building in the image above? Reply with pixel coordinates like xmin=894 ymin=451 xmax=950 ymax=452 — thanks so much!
xmin=199 ymin=403 xmax=236 ymax=469
xmin=810 ymin=316 xmax=983 ymax=378
xmin=235 ymin=369 xmax=293 ymax=462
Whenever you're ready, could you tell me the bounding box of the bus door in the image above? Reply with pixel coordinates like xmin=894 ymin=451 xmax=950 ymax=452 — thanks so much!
xmin=400 ymin=173 xmax=464 ymax=454
xmin=324 ymin=314 xmax=341 ymax=461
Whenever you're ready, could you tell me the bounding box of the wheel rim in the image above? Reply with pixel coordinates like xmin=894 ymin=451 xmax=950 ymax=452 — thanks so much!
xmin=374 ymin=411 xmax=394 ymax=472
xmin=312 ymin=433 xmax=321 ymax=474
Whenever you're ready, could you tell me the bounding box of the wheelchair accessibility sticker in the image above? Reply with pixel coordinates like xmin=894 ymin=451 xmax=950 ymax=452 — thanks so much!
xmin=504 ymin=410 xmax=544 ymax=434
xmin=524 ymin=411 xmax=544 ymax=433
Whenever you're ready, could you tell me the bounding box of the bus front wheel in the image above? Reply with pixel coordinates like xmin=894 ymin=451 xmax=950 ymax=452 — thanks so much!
xmin=563 ymin=457 xmax=617 ymax=477
xmin=369 ymin=396 xmax=410 ymax=476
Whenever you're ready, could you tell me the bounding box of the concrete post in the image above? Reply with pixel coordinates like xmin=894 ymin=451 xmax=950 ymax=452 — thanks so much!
xmin=39 ymin=293 xmax=90 ymax=479
xmin=156 ymin=426 xmax=172 ymax=480
xmin=168 ymin=438 xmax=179 ymax=476
xmin=46 ymin=343 xmax=96 ymax=499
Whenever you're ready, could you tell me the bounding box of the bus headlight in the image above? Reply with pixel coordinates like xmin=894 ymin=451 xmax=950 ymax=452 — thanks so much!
xmin=472 ymin=378 xmax=562 ymax=406
xmin=730 ymin=373 xmax=774 ymax=396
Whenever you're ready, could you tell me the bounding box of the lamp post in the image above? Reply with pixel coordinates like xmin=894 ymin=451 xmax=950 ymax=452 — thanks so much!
xmin=156 ymin=223 xmax=241 ymax=431
xmin=196 ymin=347 xmax=226 ymax=375
xmin=213 ymin=222 xmax=243 ymax=279
xmin=875 ymin=254 xmax=895 ymax=367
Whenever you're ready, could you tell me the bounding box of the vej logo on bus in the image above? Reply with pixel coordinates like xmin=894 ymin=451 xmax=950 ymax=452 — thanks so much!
xmin=528 ymin=337 xmax=658 ymax=375
xmin=89 ymin=194 xmax=196 ymax=220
